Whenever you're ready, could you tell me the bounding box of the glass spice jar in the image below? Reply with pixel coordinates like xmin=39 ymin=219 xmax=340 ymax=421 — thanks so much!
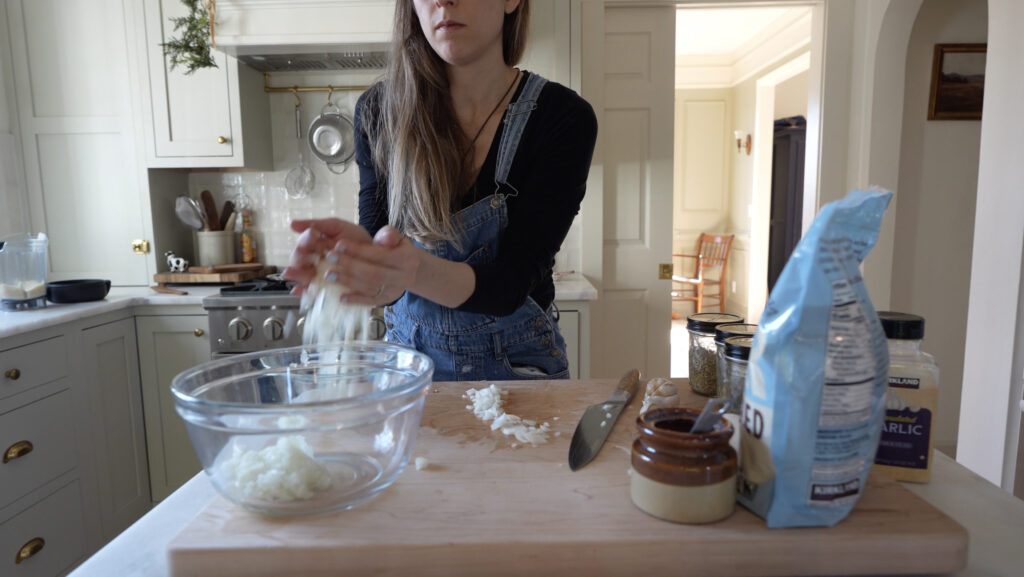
xmin=714 ymin=323 xmax=757 ymax=376
xmin=630 ymin=407 xmax=737 ymax=524
xmin=717 ymin=336 xmax=753 ymax=414
xmin=687 ymin=313 xmax=743 ymax=396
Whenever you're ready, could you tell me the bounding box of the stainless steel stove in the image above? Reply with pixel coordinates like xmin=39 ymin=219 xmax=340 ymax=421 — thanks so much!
xmin=201 ymin=278 xmax=385 ymax=358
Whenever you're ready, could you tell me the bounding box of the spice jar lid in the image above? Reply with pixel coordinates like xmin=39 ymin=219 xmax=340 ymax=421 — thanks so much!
xmin=877 ymin=311 xmax=925 ymax=340
xmin=724 ymin=336 xmax=753 ymax=360
xmin=714 ymin=323 xmax=758 ymax=345
xmin=686 ymin=313 xmax=744 ymax=334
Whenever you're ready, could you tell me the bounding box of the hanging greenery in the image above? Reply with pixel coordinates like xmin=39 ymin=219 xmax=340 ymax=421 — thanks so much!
xmin=161 ymin=0 xmax=218 ymax=75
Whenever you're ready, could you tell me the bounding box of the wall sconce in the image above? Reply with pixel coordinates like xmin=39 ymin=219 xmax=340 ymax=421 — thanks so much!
xmin=733 ymin=130 xmax=752 ymax=156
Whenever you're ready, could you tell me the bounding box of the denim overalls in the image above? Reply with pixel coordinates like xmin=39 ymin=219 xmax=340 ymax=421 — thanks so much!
xmin=384 ymin=72 xmax=569 ymax=382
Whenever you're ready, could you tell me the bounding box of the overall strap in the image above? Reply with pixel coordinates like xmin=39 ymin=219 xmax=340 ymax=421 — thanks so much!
xmin=493 ymin=71 xmax=548 ymax=199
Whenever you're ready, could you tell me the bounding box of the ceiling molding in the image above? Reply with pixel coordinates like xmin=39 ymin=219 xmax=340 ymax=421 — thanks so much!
xmin=675 ymin=8 xmax=812 ymax=89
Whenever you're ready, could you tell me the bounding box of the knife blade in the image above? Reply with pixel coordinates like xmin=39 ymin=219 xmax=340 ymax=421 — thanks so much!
xmin=568 ymin=369 xmax=641 ymax=471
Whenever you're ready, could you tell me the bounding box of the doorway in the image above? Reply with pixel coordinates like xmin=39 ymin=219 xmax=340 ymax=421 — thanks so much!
xmin=669 ymin=5 xmax=812 ymax=377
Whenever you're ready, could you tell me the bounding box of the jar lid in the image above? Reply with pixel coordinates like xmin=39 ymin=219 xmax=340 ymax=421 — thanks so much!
xmin=724 ymin=336 xmax=753 ymax=360
xmin=686 ymin=313 xmax=744 ymax=333
xmin=877 ymin=311 xmax=925 ymax=340
xmin=714 ymin=323 xmax=758 ymax=345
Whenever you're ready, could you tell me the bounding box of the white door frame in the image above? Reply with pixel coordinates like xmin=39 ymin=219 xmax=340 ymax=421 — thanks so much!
xmin=749 ymin=52 xmax=812 ymax=323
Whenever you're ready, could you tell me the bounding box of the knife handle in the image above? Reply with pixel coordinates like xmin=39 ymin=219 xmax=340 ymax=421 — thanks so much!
xmin=610 ymin=369 xmax=641 ymax=403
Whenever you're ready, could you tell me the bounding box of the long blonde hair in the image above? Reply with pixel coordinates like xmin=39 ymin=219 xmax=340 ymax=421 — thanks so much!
xmin=366 ymin=0 xmax=530 ymax=245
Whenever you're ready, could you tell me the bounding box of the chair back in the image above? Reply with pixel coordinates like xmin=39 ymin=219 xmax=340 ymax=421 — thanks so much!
xmin=698 ymin=234 xmax=734 ymax=278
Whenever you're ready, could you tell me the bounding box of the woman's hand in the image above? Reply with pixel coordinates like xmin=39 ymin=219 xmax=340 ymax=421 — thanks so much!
xmin=282 ymin=218 xmax=372 ymax=295
xmin=319 ymin=225 xmax=422 ymax=306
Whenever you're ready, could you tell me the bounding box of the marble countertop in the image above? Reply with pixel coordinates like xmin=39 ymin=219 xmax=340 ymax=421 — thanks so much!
xmin=0 ymin=286 xmax=218 ymax=340
xmin=66 ymin=451 xmax=1024 ymax=577
xmin=0 ymin=276 xmax=597 ymax=340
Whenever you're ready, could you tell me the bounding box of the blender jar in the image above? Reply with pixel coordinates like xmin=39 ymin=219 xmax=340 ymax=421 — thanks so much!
xmin=0 ymin=233 xmax=49 ymax=311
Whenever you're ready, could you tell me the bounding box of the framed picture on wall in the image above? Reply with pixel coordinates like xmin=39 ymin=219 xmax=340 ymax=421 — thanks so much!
xmin=928 ymin=43 xmax=986 ymax=120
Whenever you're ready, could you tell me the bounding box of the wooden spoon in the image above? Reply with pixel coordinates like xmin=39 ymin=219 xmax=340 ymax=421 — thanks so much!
xmin=199 ymin=190 xmax=220 ymax=231
xmin=218 ymin=200 xmax=235 ymax=231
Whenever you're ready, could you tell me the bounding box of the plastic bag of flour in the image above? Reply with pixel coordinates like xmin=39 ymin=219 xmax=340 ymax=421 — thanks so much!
xmin=737 ymin=188 xmax=893 ymax=528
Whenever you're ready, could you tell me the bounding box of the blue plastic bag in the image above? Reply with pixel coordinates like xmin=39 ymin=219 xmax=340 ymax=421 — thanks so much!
xmin=738 ymin=188 xmax=893 ymax=528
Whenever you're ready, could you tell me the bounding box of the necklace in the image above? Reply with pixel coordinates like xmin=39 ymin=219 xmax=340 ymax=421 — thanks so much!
xmin=463 ymin=69 xmax=520 ymax=157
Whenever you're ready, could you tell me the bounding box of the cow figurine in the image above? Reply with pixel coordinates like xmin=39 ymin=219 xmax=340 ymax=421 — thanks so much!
xmin=165 ymin=251 xmax=189 ymax=273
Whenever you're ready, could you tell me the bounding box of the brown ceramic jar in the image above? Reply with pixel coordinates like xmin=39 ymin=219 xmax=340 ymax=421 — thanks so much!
xmin=630 ymin=407 xmax=737 ymax=524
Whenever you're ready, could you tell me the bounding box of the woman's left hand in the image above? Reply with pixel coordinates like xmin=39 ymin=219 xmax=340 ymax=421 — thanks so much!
xmin=321 ymin=226 xmax=421 ymax=305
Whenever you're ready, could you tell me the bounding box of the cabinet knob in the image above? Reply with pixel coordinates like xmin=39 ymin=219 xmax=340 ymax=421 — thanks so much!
xmin=4 ymin=368 xmax=19 ymax=380
xmin=217 ymin=136 xmax=228 ymax=144
xmin=3 ymin=440 xmax=34 ymax=464
xmin=194 ymin=329 xmax=205 ymax=337
xmin=15 ymin=537 xmax=45 ymax=565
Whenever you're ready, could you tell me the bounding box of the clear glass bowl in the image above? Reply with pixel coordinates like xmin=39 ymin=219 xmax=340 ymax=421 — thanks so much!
xmin=171 ymin=342 xmax=434 ymax=517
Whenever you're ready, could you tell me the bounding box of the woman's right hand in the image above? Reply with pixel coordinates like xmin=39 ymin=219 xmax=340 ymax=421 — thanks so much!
xmin=282 ymin=218 xmax=372 ymax=296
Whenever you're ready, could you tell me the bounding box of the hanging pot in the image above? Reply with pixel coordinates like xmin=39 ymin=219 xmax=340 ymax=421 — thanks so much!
xmin=308 ymin=102 xmax=356 ymax=175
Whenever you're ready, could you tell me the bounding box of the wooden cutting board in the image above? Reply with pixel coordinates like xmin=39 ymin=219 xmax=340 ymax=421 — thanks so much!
xmin=166 ymin=380 xmax=968 ymax=577
xmin=152 ymin=265 xmax=276 ymax=285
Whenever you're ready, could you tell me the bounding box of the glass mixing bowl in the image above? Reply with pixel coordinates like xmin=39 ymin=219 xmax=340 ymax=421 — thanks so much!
xmin=171 ymin=342 xmax=434 ymax=517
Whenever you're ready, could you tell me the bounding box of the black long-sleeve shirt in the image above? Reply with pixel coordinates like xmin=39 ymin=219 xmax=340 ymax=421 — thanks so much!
xmin=355 ymin=72 xmax=598 ymax=316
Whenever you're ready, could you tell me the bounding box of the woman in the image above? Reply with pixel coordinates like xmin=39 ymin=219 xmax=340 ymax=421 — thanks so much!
xmin=284 ymin=0 xmax=597 ymax=381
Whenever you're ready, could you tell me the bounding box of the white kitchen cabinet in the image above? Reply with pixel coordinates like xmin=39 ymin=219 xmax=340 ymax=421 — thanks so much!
xmin=521 ymin=0 xmax=573 ymax=86
xmin=80 ymin=319 xmax=151 ymax=541
xmin=137 ymin=0 xmax=272 ymax=168
xmin=4 ymin=0 xmax=153 ymax=285
xmin=0 ymin=330 xmax=87 ymax=577
xmin=0 ymin=480 xmax=86 ymax=577
xmin=135 ymin=314 xmax=209 ymax=501
xmin=556 ymin=301 xmax=590 ymax=379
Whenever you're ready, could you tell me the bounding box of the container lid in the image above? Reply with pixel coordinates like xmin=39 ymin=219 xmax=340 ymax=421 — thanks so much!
xmin=724 ymin=336 xmax=753 ymax=360
xmin=714 ymin=323 xmax=758 ymax=345
xmin=686 ymin=313 xmax=744 ymax=333
xmin=877 ymin=311 xmax=925 ymax=340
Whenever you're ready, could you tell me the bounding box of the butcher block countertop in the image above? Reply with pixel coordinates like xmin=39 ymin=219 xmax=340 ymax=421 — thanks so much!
xmin=69 ymin=379 xmax=1024 ymax=577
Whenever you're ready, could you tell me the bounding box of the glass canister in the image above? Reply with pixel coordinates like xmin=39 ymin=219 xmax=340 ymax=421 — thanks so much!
xmin=718 ymin=336 xmax=753 ymax=414
xmin=714 ymin=323 xmax=757 ymax=376
xmin=686 ymin=313 xmax=743 ymax=396
xmin=0 ymin=233 xmax=49 ymax=311
xmin=630 ymin=407 xmax=737 ymax=524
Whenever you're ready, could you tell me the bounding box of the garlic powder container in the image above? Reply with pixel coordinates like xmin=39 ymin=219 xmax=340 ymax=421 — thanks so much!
xmin=873 ymin=311 xmax=939 ymax=483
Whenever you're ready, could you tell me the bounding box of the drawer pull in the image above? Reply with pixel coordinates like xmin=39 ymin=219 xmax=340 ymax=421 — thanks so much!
xmin=15 ymin=537 xmax=44 ymax=564
xmin=194 ymin=329 xmax=205 ymax=337
xmin=217 ymin=136 xmax=227 ymax=144
xmin=3 ymin=440 xmax=33 ymax=463
xmin=4 ymin=368 xmax=19 ymax=380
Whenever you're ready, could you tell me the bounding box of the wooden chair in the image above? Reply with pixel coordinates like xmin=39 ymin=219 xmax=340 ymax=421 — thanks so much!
xmin=671 ymin=233 xmax=735 ymax=314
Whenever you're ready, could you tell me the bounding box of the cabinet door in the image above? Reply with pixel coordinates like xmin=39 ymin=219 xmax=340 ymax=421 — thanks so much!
xmin=135 ymin=315 xmax=208 ymax=501
xmin=80 ymin=319 xmax=150 ymax=540
xmin=6 ymin=0 xmax=151 ymax=285
xmin=0 ymin=480 xmax=86 ymax=577
xmin=557 ymin=311 xmax=580 ymax=379
xmin=143 ymin=0 xmax=235 ymax=160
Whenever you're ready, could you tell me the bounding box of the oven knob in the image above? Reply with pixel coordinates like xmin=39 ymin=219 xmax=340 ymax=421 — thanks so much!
xmin=368 ymin=316 xmax=387 ymax=340
xmin=228 ymin=318 xmax=253 ymax=341
xmin=263 ymin=317 xmax=285 ymax=341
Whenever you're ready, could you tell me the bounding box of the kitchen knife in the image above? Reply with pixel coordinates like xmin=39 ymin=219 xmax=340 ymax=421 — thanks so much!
xmin=568 ymin=368 xmax=641 ymax=471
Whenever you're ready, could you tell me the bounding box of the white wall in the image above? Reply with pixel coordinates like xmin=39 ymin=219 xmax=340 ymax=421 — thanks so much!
xmin=774 ymin=70 xmax=808 ymax=120
xmin=725 ymin=56 xmax=808 ymax=318
xmin=891 ymin=0 xmax=987 ymax=458
xmin=0 ymin=4 xmax=28 ymax=238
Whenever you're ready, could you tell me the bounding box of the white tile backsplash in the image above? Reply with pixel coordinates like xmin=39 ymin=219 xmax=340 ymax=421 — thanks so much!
xmin=186 ymin=72 xmax=581 ymax=273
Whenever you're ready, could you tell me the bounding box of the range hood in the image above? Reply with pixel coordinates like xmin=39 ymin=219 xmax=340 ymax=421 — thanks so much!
xmin=233 ymin=44 xmax=389 ymax=73
xmin=212 ymin=1 xmax=395 ymax=72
